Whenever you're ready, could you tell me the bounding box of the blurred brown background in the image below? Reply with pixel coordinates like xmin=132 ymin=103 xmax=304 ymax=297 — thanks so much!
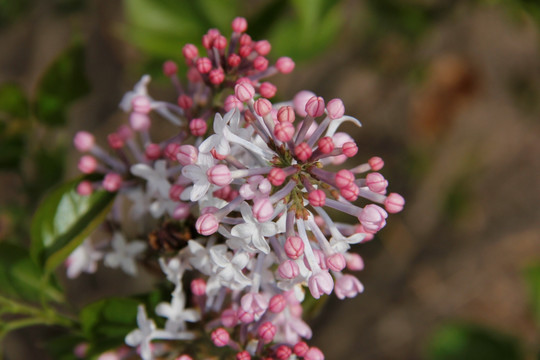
xmin=1 ymin=0 xmax=539 ymax=359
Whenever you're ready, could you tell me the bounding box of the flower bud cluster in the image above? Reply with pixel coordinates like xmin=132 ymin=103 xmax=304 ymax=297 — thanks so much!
xmin=70 ymin=17 xmax=403 ymax=360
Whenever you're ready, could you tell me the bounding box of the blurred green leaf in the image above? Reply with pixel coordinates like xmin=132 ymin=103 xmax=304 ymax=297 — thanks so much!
xmin=30 ymin=177 xmax=115 ymax=271
xmin=427 ymin=323 xmax=523 ymax=360
xmin=0 ymin=83 xmax=29 ymax=118
xmin=524 ymin=263 xmax=540 ymax=327
xmin=34 ymin=43 xmax=90 ymax=126
xmin=46 ymin=333 xmax=85 ymax=360
xmin=80 ymin=297 xmax=139 ymax=355
xmin=0 ymin=243 xmax=63 ymax=303
xmin=0 ymin=83 xmax=29 ymax=169
xmin=25 ymin=146 xmax=66 ymax=201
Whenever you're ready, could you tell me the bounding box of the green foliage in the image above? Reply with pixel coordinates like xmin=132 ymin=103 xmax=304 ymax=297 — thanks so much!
xmin=524 ymin=263 xmax=540 ymax=327
xmin=0 ymin=243 xmax=63 ymax=303
xmin=34 ymin=43 xmax=90 ymax=127
xmin=30 ymin=177 xmax=116 ymax=271
xmin=427 ymin=323 xmax=523 ymax=360
xmin=0 ymin=83 xmax=29 ymax=170
xmin=79 ymin=297 xmax=139 ymax=354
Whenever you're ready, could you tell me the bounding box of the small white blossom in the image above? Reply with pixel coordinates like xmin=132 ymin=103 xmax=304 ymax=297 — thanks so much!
xmin=65 ymin=239 xmax=103 ymax=279
xmin=104 ymin=233 xmax=146 ymax=276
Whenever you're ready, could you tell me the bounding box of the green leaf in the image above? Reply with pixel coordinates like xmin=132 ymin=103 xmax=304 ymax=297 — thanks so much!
xmin=0 ymin=83 xmax=29 ymax=118
xmin=0 ymin=243 xmax=63 ymax=302
xmin=34 ymin=43 xmax=90 ymax=126
xmin=524 ymin=263 xmax=540 ymax=327
xmin=79 ymin=297 xmax=139 ymax=355
xmin=30 ymin=177 xmax=115 ymax=271
xmin=427 ymin=323 xmax=523 ymax=360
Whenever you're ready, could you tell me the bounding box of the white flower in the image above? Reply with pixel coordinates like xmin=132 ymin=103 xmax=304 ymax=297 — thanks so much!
xmin=231 ymin=202 xmax=278 ymax=254
xmin=187 ymin=240 xmax=213 ymax=275
xmin=155 ymin=286 xmax=200 ymax=333
xmin=104 ymin=233 xmax=146 ymax=276
xmin=181 ymin=153 xmax=215 ymax=201
xmin=209 ymin=245 xmax=251 ymax=290
xmin=199 ymin=109 xmax=236 ymax=156
xmin=66 ymin=239 xmax=103 ymax=279
xmin=125 ymin=305 xmax=156 ymax=360
xmin=159 ymin=257 xmax=185 ymax=286
xmin=119 ymin=75 xmax=151 ymax=112
xmin=131 ymin=160 xmax=171 ymax=199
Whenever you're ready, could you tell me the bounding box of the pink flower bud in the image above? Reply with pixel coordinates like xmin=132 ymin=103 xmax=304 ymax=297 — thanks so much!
xmin=237 ymin=308 xmax=254 ymax=323
xmin=235 ymin=82 xmax=255 ymax=102
xmin=254 ymin=40 xmax=271 ymax=55
xmin=132 ymin=95 xmax=151 ymax=114
xmin=304 ymin=249 xmax=327 ymax=270
xmin=278 ymin=260 xmax=299 ymax=279
xmin=335 ymin=274 xmax=364 ymax=300
xmin=241 ymin=292 xmax=269 ymax=318
xmin=236 ymin=351 xmax=251 ymax=360
xmin=209 ymin=68 xmax=225 ymax=85
xmin=221 ymin=308 xmax=237 ymax=327
xmin=182 ymin=44 xmax=199 ymax=60
xmin=295 ymin=142 xmax=312 ymax=162
xmin=190 ymin=278 xmax=206 ymax=296
xmin=274 ymin=121 xmax=295 ymax=142
xmin=268 ymin=168 xmax=286 ymax=186
xmin=294 ymin=342 xmax=309 ymax=357
xmin=366 ymin=172 xmax=388 ymax=194
xmin=74 ymin=342 xmax=88 ymax=358
xmin=384 ymin=193 xmax=405 ymax=213
xmin=202 ymin=34 xmax=213 ymax=49
xmin=78 ymin=155 xmax=97 ymax=174
xmin=269 ymin=294 xmax=286 ymax=313
xmin=276 ymin=345 xmax=292 ymax=360
xmin=276 ymin=56 xmax=295 ymax=74
xmin=326 ymin=98 xmax=345 ymax=119
xmin=239 ymin=183 xmax=256 ymax=200
xmin=214 ymin=185 xmax=232 ymax=201
xmin=358 ymin=204 xmax=388 ymax=233
xmin=346 ymin=253 xmax=364 ymax=271
xmin=173 ymin=203 xmax=190 ymax=220
xmin=189 ymin=118 xmax=207 ymax=136
xmin=163 ymin=60 xmax=178 ymax=76
xmin=129 ymin=112 xmax=151 ymax=131
xmin=177 ymin=145 xmax=198 ymax=165
xmin=77 ymin=181 xmax=93 ymax=196
xmin=145 ymin=143 xmax=161 ymax=160
xmin=213 ymin=35 xmax=227 ymax=50
xmin=164 ymin=143 xmax=180 ymax=161
xmin=187 ymin=67 xmax=202 ymax=82
xmin=210 ymin=148 xmax=227 ymax=161
xmin=232 ymin=17 xmax=248 ymax=33
xmin=259 ymin=82 xmax=277 ymax=98
xmin=177 ymin=94 xmax=193 ymax=110
xmin=293 ymin=91 xmax=315 ymax=117
xmin=239 ymin=33 xmax=252 ymax=46
xmin=74 ymin=131 xmax=95 ymax=152
xmin=305 ymin=347 xmax=325 ymax=360
xmin=308 ymin=270 xmax=334 ymax=299
xmin=277 ymin=106 xmax=295 ymax=123
xmin=254 ymin=98 xmax=272 ymax=116
xmin=305 ymin=96 xmax=325 ymax=117
xmin=317 ymin=136 xmax=334 ymax=154
xmin=308 ymin=189 xmax=326 ymax=207
xmin=340 ymin=182 xmax=359 ymax=201
xmin=253 ymin=56 xmax=269 ymax=71
xmin=211 ymin=328 xmax=229 ymax=347
xmin=355 ymin=224 xmax=374 ymax=241
xmin=253 ymin=197 xmax=274 ymax=223
xmin=103 ymin=173 xmax=122 ymax=192
xmin=195 ymin=213 xmax=219 ymax=236
xmin=284 ymin=236 xmax=304 ymax=260
xmin=107 ymin=133 xmax=124 ymax=149
xmin=326 ymin=253 xmax=346 ymax=272
xmin=196 ymin=57 xmax=212 ymax=74
xmin=176 ymin=355 xmax=193 ymax=360
xmin=228 ymin=53 xmax=241 ymax=67
xmin=207 ymin=165 xmax=232 ymax=187
xmin=342 ymin=141 xmax=358 ymax=157
xmin=117 ymin=125 xmax=133 ymax=140
xmin=335 ymin=169 xmax=355 ymax=188
xmin=368 ymin=156 xmax=384 ymax=171
xmin=224 ymin=95 xmax=244 ymax=112
xmin=239 ymin=44 xmax=252 ymax=58
xmin=258 ymin=322 xmax=276 ymax=343
xmin=169 ymin=184 xmax=184 ymax=201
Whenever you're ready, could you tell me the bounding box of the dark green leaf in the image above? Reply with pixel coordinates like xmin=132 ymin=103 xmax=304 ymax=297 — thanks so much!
xmin=524 ymin=263 xmax=540 ymax=327
xmin=79 ymin=297 xmax=139 ymax=355
xmin=30 ymin=177 xmax=115 ymax=271
xmin=427 ymin=323 xmax=523 ymax=360
xmin=46 ymin=333 xmax=86 ymax=360
xmin=0 ymin=243 xmax=63 ymax=302
xmin=25 ymin=146 xmax=66 ymax=201
xmin=34 ymin=43 xmax=90 ymax=126
xmin=0 ymin=83 xmax=29 ymax=118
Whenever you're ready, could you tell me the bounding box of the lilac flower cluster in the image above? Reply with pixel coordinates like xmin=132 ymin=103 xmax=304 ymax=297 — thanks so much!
xmin=69 ymin=17 xmax=404 ymax=360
